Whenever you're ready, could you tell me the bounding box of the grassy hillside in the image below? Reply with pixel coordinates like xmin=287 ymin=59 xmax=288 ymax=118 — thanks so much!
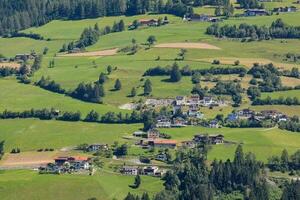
xmin=0 ymin=119 xmax=140 ymax=152
xmin=0 ymin=170 xmax=162 ymax=200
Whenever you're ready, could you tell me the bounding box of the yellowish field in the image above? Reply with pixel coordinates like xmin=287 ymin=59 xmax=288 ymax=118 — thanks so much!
xmin=155 ymin=42 xmax=221 ymax=50
xmin=58 ymin=48 xmax=118 ymax=57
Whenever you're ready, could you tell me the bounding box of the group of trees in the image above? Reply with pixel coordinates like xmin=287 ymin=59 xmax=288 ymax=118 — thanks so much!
xmin=211 ymin=81 xmax=243 ymax=106
xmin=61 ymin=20 xmax=125 ymax=52
xmin=71 ymin=82 xmax=105 ymax=103
xmin=279 ymin=116 xmax=300 ymax=132
xmin=35 ymin=76 xmax=65 ymax=94
xmin=248 ymin=63 xmax=282 ymax=92
xmin=143 ymin=145 xmax=273 ymax=200
xmin=284 ymin=53 xmax=300 ymax=64
xmin=0 ymin=0 xmax=194 ymax=35
xmin=144 ymin=64 xmax=246 ymax=77
xmin=237 ymin=0 xmax=261 ymax=9
xmin=0 ymin=66 xmax=18 ymax=77
xmin=267 ymin=149 xmax=300 ymax=173
xmin=206 ymin=19 xmax=300 ymax=41
xmin=252 ymin=96 xmax=300 ymax=106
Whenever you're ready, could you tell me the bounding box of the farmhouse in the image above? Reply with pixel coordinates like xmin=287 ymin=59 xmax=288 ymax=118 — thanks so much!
xmin=87 ymin=144 xmax=109 ymax=152
xmin=133 ymin=131 xmax=145 ymax=137
xmin=193 ymin=134 xmax=224 ymax=145
xmin=183 ymin=14 xmax=222 ymax=23
xmin=121 ymin=166 xmax=139 ymax=175
xmin=156 ymin=116 xmax=171 ymax=128
xmin=209 ymin=120 xmax=220 ymax=128
xmin=238 ymin=109 xmax=254 ymax=119
xmin=244 ymin=9 xmax=268 ymax=16
xmin=175 ymin=96 xmax=187 ymax=106
xmin=171 ymin=117 xmax=187 ymax=127
xmin=139 ymin=19 xmax=158 ymax=26
xmin=142 ymin=166 xmax=159 ymax=176
xmin=181 ymin=140 xmax=196 ymax=148
xmin=147 ymin=129 xmax=160 ymax=139
xmin=273 ymin=6 xmax=297 ymax=13
xmin=54 ymin=156 xmax=90 ymax=170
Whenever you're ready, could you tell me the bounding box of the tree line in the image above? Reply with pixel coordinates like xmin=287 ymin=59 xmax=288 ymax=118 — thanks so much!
xmin=206 ymin=19 xmax=300 ymax=41
xmin=252 ymin=96 xmax=300 ymax=106
xmin=143 ymin=63 xmax=246 ymax=76
xmin=267 ymin=149 xmax=300 ymax=173
xmin=0 ymin=108 xmax=144 ymax=124
xmin=0 ymin=0 xmax=194 ymax=35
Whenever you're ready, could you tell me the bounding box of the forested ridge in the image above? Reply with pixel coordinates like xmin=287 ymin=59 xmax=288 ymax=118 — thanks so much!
xmin=0 ymin=0 xmax=239 ymax=35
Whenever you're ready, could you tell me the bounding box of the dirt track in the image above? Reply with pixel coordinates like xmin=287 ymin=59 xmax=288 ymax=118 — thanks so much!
xmin=155 ymin=42 xmax=220 ymax=50
xmin=59 ymin=48 xmax=118 ymax=57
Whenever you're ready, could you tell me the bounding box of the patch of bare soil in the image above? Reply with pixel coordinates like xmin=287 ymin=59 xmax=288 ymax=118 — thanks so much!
xmin=0 ymin=62 xmax=21 ymax=68
xmin=155 ymin=42 xmax=220 ymax=50
xmin=0 ymin=152 xmax=58 ymax=168
xmin=59 ymin=48 xmax=118 ymax=57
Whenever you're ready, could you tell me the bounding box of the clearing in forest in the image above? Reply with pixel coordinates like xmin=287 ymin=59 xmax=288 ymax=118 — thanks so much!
xmin=155 ymin=42 xmax=221 ymax=50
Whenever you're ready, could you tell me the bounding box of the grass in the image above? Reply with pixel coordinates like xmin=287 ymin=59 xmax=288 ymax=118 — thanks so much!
xmin=0 ymin=77 xmax=124 ymax=115
xmin=159 ymin=126 xmax=300 ymax=162
xmin=0 ymin=170 xmax=163 ymax=200
xmin=0 ymin=118 xmax=141 ymax=152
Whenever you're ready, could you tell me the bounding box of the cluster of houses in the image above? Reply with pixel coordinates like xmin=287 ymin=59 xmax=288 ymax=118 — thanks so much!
xmin=244 ymin=9 xmax=269 ymax=17
xmin=120 ymin=165 xmax=166 ymax=177
xmin=273 ymin=6 xmax=297 ymax=13
xmin=145 ymin=95 xmax=226 ymax=128
xmin=226 ymin=109 xmax=288 ymax=123
xmin=133 ymin=128 xmax=225 ymax=151
xmin=39 ymin=156 xmax=91 ymax=174
xmin=183 ymin=14 xmax=222 ymax=23
xmin=128 ymin=18 xmax=169 ymax=29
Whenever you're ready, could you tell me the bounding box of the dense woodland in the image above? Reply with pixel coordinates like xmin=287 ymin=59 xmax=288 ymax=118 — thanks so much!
xmin=206 ymin=19 xmax=300 ymax=41
xmin=0 ymin=0 xmax=195 ymax=35
xmin=124 ymin=145 xmax=300 ymax=200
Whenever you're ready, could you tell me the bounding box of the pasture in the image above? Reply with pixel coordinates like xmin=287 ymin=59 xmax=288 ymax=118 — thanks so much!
xmin=0 ymin=170 xmax=163 ymax=200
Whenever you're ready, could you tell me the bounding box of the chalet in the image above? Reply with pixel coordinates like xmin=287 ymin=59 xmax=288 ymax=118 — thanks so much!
xmin=121 ymin=166 xmax=139 ymax=175
xmin=227 ymin=113 xmax=239 ymax=122
xmin=183 ymin=14 xmax=222 ymax=23
xmin=156 ymin=153 xmax=168 ymax=162
xmin=175 ymin=96 xmax=186 ymax=106
xmin=244 ymin=9 xmax=268 ymax=16
xmin=181 ymin=140 xmax=196 ymax=148
xmin=156 ymin=116 xmax=171 ymax=128
xmin=260 ymin=110 xmax=281 ymax=119
xmin=273 ymin=6 xmax=297 ymax=13
xmin=139 ymin=19 xmax=158 ymax=26
xmin=237 ymin=109 xmax=254 ymax=119
xmin=147 ymin=129 xmax=160 ymax=139
xmin=15 ymin=54 xmax=32 ymax=61
xmin=173 ymin=105 xmax=182 ymax=114
xmin=54 ymin=156 xmax=90 ymax=170
xmin=200 ymin=96 xmax=216 ymax=107
xmin=150 ymin=139 xmax=177 ymax=149
xmin=209 ymin=120 xmax=220 ymax=128
xmin=193 ymin=134 xmax=224 ymax=145
xmin=278 ymin=115 xmax=288 ymax=122
xmin=143 ymin=166 xmax=159 ymax=176
xmin=133 ymin=131 xmax=145 ymax=137
xmin=189 ymin=94 xmax=200 ymax=105
xmin=69 ymin=48 xmax=81 ymax=53
xmin=171 ymin=117 xmax=187 ymax=127
xmin=87 ymin=144 xmax=108 ymax=152
xmin=188 ymin=105 xmax=204 ymax=119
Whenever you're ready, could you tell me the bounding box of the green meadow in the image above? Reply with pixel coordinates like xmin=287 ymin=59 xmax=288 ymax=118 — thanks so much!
xmin=0 ymin=119 xmax=140 ymax=152
xmin=0 ymin=170 xmax=163 ymax=200
xmin=0 ymin=118 xmax=299 ymax=162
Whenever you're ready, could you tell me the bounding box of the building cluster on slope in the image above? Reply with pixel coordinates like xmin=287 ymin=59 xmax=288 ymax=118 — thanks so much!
xmin=39 ymin=156 xmax=91 ymax=174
